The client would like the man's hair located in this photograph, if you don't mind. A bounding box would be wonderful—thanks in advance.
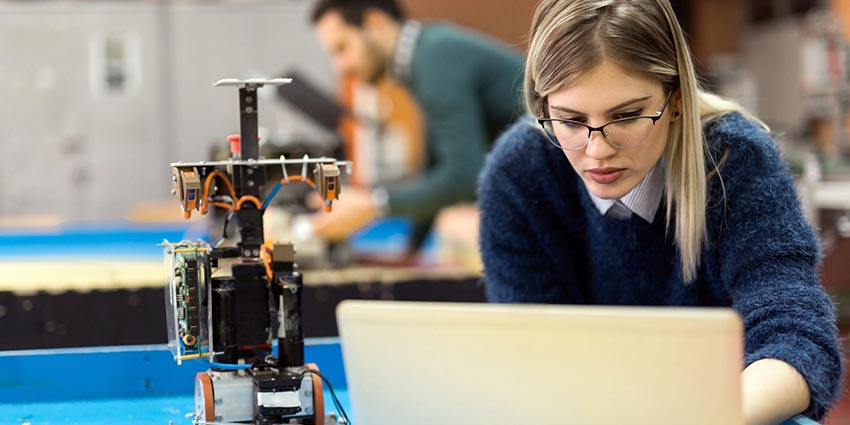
[310,0,405,26]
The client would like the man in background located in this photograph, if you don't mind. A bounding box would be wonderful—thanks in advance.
[310,0,524,254]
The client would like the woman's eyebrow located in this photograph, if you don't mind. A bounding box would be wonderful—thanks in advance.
[549,95,653,115]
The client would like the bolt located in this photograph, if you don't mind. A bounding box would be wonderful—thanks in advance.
[305,408,312,414]
[172,175,177,182]
[247,180,255,187]
[214,398,223,405]
[243,249,251,257]
[252,249,259,257]
[170,189,176,196]
[246,96,253,102]
[246,106,254,113]
[247,168,254,175]
[305,390,312,397]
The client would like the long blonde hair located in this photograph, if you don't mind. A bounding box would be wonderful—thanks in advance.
[525,0,758,282]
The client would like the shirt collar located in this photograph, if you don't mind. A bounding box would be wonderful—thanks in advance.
[391,20,423,84]
[587,160,665,223]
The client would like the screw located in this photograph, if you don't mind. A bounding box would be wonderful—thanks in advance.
[172,175,177,182]
[247,168,254,175]
[243,249,251,257]
[246,106,254,113]
[246,96,253,102]
[214,398,223,405]
[247,180,255,187]
[305,390,312,397]
[252,249,259,257]
[305,408,312,414]
[170,189,176,196]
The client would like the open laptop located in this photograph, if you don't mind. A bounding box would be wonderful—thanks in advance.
[336,300,744,425]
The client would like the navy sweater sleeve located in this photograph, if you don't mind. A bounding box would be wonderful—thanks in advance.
[478,120,576,303]
[707,115,843,420]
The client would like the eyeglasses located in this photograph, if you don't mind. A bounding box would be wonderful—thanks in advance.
[537,90,675,151]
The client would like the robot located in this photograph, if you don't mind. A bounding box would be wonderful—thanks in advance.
[162,78,351,425]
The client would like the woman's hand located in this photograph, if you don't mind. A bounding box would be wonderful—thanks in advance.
[742,358,811,425]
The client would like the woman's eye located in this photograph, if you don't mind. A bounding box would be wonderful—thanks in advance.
[613,110,642,120]
[557,120,584,129]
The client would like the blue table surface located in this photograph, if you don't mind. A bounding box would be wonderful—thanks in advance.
[0,218,425,259]
[0,340,818,425]
[0,339,350,425]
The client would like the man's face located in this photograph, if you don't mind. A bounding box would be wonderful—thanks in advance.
[315,10,387,84]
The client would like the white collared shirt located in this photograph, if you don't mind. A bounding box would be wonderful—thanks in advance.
[587,161,665,223]
[391,20,423,83]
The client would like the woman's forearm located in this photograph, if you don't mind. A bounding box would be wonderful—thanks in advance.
[742,358,811,425]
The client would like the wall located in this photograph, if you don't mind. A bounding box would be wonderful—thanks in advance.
[0,0,334,222]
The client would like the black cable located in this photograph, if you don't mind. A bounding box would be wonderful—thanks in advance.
[212,210,234,248]
[302,369,351,425]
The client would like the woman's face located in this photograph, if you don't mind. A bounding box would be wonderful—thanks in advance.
[546,59,677,199]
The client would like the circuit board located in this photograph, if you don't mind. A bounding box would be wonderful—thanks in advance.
[163,241,210,364]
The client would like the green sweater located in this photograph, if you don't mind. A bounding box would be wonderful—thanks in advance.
[387,24,525,224]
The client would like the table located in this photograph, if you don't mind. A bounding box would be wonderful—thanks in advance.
[0,339,819,425]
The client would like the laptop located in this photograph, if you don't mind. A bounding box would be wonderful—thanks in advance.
[336,300,743,425]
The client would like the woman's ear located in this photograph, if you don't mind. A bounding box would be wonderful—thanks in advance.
[670,91,683,122]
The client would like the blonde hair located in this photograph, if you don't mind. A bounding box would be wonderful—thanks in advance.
[525,0,759,282]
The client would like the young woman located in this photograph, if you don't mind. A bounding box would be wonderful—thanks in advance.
[478,1,843,424]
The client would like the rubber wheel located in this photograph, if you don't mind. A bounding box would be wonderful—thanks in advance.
[195,371,215,423]
[306,363,324,425]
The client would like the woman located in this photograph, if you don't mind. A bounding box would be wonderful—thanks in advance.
[478,0,843,424]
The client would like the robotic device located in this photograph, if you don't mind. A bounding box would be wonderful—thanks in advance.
[163,78,352,425]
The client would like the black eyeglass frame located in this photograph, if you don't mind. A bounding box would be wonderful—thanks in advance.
[537,90,676,151]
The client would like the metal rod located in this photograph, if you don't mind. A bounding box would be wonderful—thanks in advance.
[171,158,352,169]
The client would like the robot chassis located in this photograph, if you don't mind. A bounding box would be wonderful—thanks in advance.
[163,78,350,425]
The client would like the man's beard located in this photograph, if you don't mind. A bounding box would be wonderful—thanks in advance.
[363,37,389,84]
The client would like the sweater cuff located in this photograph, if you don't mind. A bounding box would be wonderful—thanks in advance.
[745,339,841,420]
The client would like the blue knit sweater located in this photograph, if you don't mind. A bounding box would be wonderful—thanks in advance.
[478,113,843,420]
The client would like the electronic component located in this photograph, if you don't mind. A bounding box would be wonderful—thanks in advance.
[172,167,203,219]
[315,162,341,212]
[164,241,210,364]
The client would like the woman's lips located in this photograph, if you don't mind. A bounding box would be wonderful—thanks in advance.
[588,168,626,184]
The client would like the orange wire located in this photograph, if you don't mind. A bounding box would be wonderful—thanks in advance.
[281,176,332,211]
[201,171,237,214]
[260,245,274,282]
[236,195,262,210]
[284,175,316,187]
[197,170,328,215]
[209,201,235,211]
[199,171,264,213]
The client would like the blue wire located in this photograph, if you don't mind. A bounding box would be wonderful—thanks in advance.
[208,361,252,370]
[262,181,283,211]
